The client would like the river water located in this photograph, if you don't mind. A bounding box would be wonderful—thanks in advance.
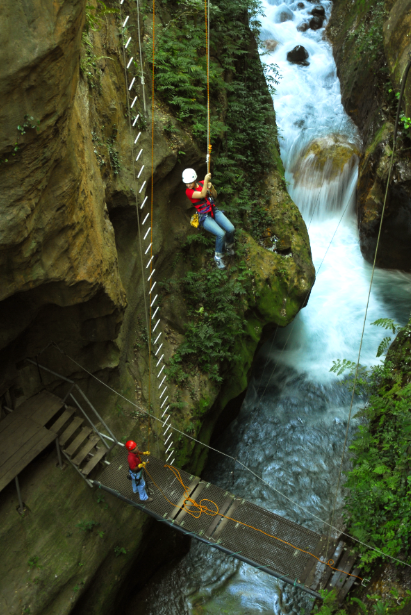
[135,1,411,613]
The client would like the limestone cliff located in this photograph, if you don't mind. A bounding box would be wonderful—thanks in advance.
[327,0,411,271]
[0,1,315,614]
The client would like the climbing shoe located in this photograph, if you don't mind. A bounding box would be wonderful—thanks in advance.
[225,242,235,256]
[214,253,225,269]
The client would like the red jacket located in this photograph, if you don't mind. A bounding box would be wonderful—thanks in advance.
[128,452,142,471]
[185,181,214,215]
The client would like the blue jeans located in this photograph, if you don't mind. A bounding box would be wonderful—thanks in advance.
[201,209,235,254]
[129,469,149,500]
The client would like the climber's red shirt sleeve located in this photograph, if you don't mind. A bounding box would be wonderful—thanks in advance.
[128,452,141,471]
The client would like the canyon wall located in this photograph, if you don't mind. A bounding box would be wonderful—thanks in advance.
[327,0,411,271]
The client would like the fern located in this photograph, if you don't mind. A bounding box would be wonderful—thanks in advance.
[371,318,401,334]
[376,335,392,357]
[330,359,357,376]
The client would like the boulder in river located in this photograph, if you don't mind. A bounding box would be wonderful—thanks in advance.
[309,15,324,29]
[287,45,310,66]
[310,4,325,16]
[274,3,294,23]
[297,21,310,32]
[263,39,279,52]
[297,2,305,7]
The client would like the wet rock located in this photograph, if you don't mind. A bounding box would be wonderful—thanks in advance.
[263,39,279,52]
[297,2,305,7]
[274,3,294,22]
[291,135,360,185]
[287,45,310,66]
[309,15,324,29]
[311,4,325,16]
[297,21,310,31]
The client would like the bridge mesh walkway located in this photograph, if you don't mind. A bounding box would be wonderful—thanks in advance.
[96,448,323,597]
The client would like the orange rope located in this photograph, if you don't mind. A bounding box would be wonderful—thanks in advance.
[144,464,363,583]
[204,0,211,173]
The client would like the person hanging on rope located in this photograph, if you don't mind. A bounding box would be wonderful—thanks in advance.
[183,168,235,270]
[125,440,153,503]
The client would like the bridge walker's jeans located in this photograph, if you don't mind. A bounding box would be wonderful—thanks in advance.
[129,469,149,500]
[201,209,235,254]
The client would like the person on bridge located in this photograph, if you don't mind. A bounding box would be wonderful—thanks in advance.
[125,441,153,503]
[183,168,235,270]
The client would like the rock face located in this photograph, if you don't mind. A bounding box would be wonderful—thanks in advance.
[263,38,279,52]
[311,4,325,16]
[287,45,310,65]
[309,15,324,29]
[274,3,294,22]
[327,0,411,271]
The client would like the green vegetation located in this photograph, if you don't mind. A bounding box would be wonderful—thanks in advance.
[164,247,253,383]
[150,0,280,234]
[114,546,127,557]
[347,0,386,62]
[76,519,99,532]
[27,556,41,570]
[310,588,411,615]
[331,318,411,568]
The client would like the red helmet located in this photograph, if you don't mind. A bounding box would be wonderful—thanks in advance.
[125,440,137,451]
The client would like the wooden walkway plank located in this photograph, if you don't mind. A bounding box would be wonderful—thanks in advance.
[315,540,345,590]
[0,419,43,468]
[59,417,84,447]
[205,494,235,539]
[65,426,92,457]
[18,391,64,426]
[211,498,242,541]
[0,429,56,491]
[328,550,357,592]
[72,435,100,466]
[168,478,200,520]
[49,407,76,435]
[337,566,361,602]
[81,447,107,476]
[175,482,208,524]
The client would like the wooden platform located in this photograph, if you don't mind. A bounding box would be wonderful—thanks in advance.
[0,391,64,492]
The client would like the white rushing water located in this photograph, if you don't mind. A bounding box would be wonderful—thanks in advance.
[133,1,411,613]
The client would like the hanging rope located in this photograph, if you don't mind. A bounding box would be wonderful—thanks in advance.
[205,0,211,172]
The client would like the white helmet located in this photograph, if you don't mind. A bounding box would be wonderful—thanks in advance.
[182,168,197,183]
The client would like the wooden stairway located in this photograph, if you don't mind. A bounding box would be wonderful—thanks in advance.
[48,406,110,477]
[299,534,361,604]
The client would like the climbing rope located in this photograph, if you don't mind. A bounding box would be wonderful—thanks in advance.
[144,463,363,582]
[205,0,211,172]
[326,55,411,565]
